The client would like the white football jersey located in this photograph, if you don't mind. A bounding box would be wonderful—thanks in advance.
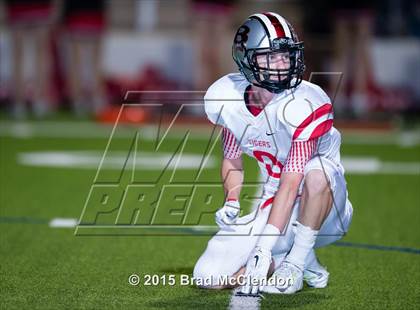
[204,73,342,193]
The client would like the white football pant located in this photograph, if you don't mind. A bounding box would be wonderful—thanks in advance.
[193,156,353,286]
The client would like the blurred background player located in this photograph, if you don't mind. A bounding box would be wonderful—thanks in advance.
[329,1,376,118]
[63,0,107,116]
[191,0,236,91]
[4,0,55,118]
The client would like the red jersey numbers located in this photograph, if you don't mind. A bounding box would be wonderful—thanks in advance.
[253,150,283,178]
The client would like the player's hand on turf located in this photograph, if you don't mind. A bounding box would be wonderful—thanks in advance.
[215,199,240,230]
[241,246,272,295]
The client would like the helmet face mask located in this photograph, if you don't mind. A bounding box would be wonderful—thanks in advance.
[247,44,304,93]
[232,13,305,93]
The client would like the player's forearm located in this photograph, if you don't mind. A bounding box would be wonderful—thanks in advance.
[267,174,303,232]
[221,157,243,200]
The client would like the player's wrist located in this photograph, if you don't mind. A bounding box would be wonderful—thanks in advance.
[256,224,281,252]
[254,246,272,264]
[225,198,240,209]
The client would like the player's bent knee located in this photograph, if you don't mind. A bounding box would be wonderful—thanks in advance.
[193,259,225,289]
[304,170,329,197]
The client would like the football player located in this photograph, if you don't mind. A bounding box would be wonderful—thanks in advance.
[193,12,353,295]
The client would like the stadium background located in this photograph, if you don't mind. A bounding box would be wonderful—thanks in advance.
[0,0,419,309]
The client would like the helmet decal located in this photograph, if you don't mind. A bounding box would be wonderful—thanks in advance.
[234,25,250,46]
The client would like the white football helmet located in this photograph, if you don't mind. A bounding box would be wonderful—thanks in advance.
[232,12,305,93]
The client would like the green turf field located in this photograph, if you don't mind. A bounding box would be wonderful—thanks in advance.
[1,120,419,309]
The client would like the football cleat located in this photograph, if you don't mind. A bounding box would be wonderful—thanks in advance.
[262,261,303,294]
[303,264,329,288]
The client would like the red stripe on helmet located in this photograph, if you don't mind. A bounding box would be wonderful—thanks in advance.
[263,12,286,38]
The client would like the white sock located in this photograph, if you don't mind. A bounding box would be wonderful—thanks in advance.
[305,249,323,270]
[272,253,287,269]
[256,224,281,251]
[286,221,318,270]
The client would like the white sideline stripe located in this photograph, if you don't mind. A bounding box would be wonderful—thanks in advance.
[17,151,215,170]
[49,218,78,228]
[341,158,420,175]
[0,121,209,140]
[0,121,419,146]
[17,151,419,174]
[342,132,420,147]
[229,288,261,310]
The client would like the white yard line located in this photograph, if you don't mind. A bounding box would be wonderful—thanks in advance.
[0,121,210,140]
[342,131,420,147]
[229,288,261,310]
[17,151,419,175]
[49,218,78,228]
[17,151,215,170]
[1,121,419,146]
[341,158,420,175]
